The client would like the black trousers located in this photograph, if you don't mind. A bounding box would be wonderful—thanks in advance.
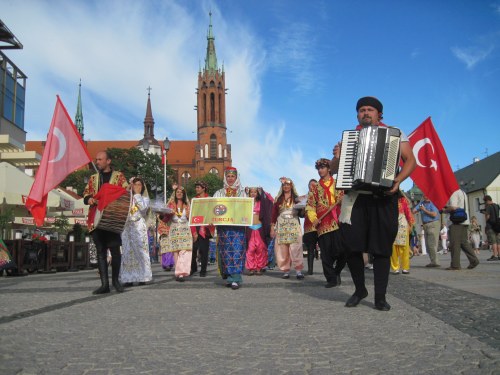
[340,193,398,301]
[92,229,121,261]
[318,230,346,283]
[191,235,210,274]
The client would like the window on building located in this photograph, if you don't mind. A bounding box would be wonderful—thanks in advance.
[203,94,207,124]
[200,147,204,158]
[218,144,222,158]
[210,93,215,123]
[181,172,191,187]
[204,144,209,158]
[224,147,227,158]
[209,167,219,175]
[210,134,216,159]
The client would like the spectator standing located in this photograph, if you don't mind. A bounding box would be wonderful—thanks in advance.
[444,189,479,270]
[469,216,481,255]
[413,196,440,268]
[484,195,500,261]
[439,223,448,254]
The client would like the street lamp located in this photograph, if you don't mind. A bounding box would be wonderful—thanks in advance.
[163,136,170,204]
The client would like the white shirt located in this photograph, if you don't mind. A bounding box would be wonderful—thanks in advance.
[447,189,470,225]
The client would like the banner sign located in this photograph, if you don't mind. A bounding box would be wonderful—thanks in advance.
[72,208,84,215]
[189,197,254,226]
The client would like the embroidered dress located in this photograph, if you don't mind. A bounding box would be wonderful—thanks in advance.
[163,206,193,277]
[272,198,303,272]
[120,193,153,283]
[213,173,247,284]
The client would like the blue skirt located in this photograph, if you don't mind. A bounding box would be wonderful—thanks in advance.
[217,226,246,282]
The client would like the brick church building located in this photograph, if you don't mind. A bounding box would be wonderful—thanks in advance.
[26,14,232,187]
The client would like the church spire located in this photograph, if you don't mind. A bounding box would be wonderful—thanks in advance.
[143,86,155,140]
[204,11,218,72]
[74,79,84,140]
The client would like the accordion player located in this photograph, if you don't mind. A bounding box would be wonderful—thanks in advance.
[335,125,401,191]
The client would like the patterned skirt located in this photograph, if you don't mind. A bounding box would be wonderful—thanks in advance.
[217,226,246,276]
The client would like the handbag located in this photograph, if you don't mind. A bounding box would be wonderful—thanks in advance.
[450,208,467,224]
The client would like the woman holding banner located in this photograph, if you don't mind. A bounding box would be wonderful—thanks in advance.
[159,185,193,282]
[213,167,247,290]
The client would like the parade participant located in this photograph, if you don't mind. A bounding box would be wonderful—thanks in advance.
[390,192,415,275]
[213,167,247,290]
[331,96,416,311]
[158,219,174,271]
[302,179,318,275]
[159,185,193,282]
[84,151,128,294]
[120,177,153,286]
[190,180,213,277]
[306,159,346,287]
[270,177,304,280]
[244,187,273,275]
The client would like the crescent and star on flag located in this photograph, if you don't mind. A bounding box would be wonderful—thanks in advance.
[412,138,438,171]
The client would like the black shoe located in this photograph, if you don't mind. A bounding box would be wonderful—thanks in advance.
[200,272,207,277]
[92,285,110,295]
[345,290,368,307]
[123,282,133,288]
[176,276,185,282]
[138,282,146,286]
[467,261,479,269]
[374,300,391,311]
[325,281,337,288]
[112,279,124,293]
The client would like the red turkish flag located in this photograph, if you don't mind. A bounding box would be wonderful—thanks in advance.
[25,96,92,226]
[191,216,204,224]
[408,117,458,210]
[161,144,166,165]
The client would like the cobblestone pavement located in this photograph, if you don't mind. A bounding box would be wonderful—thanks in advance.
[1,251,499,374]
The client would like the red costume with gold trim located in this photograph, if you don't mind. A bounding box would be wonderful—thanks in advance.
[305,176,341,236]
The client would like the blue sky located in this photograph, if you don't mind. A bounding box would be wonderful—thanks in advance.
[2,0,499,196]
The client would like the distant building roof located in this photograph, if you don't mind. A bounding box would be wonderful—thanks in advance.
[0,19,23,49]
[25,140,197,167]
[454,151,500,193]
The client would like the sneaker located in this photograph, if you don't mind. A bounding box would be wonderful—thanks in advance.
[392,270,400,275]
[402,270,410,274]
[487,256,499,261]
[296,271,304,280]
[365,264,374,270]
[231,282,239,290]
[282,273,290,279]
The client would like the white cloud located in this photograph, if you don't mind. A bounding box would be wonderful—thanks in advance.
[451,45,494,69]
[1,0,315,194]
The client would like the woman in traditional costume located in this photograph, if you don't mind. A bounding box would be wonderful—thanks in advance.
[159,185,193,282]
[120,177,153,285]
[244,187,273,275]
[270,177,304,279]
[213,167,247,289]
[390,192,415,275]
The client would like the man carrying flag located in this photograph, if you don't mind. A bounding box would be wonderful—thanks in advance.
[25,96,91,226]
[83,151,128,294]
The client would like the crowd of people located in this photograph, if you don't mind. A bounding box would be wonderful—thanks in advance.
[83,96,500,312]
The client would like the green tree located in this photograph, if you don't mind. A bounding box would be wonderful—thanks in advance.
[60,169,93,196]
[0,207,14,239]
[54,215,70,237]
[185,173,223,197]
[60,147,175,200]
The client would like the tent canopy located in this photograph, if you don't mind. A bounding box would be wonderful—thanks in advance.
[0,162,60,207]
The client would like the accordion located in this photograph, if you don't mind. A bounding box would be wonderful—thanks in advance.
[335,126,401,190]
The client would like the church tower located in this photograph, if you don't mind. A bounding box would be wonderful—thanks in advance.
[74,80,84,140]
[195,12,232,177]
[137,88,161,156]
